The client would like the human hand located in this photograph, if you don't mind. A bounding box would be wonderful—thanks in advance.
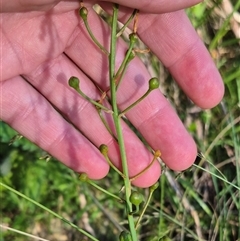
[0,0,224,187]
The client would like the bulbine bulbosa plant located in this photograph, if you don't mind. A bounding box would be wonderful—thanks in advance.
[68,3,162,241]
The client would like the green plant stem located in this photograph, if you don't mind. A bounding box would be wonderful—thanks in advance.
[159,173,165,237]
[116,9,138,38]
[119,89,151,117]
[97,108,117,139]
[82,18,109,55]
[0,224,49,241]
[109,4,137,241]
[87,179,123,203]
[69,77,112,113]
[193,164,240,191]
[115,43,135,91]
[0,182,100,241]
[129,150,160,182]
[100,148,125,178]
[196,116,240,175]
[135,190,154,230]
[79,89,111,112]
[209,0,240,50]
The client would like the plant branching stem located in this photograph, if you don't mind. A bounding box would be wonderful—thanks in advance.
[97,108,117,139]
[116,9,138,38]
[119,89,151,117]
[83,18,109,55]
[115,43,135,91]
[130,150,160,182]
[74,82,112,113]
[109,4,137,241]
[87,179,123,202]
[100,148,125,178]
[135,190,154,230]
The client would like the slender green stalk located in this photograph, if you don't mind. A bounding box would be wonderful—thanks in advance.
[79,6,109,55]
[119,77,159,116]
[135,181,159,229]
[209,0,240,50]
[109,4,137,241]
[116,9,138,38]
[0,224,49,241]
[119,89,151,116]
[68,76,112,113]
[196,116,240,176]
[87,179,124,203]
[130,150,160,182]
[135,191,153,230]
[193,164,240,191]
[0,182,100,241]
[97,108,117,139]
[83,19,109,55]
[159,174,165,238]
[115,41,135,91]
[99,144,125,177]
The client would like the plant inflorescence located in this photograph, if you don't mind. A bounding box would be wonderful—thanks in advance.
[68,3,161,240]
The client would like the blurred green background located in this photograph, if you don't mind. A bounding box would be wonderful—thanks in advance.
[1,1,240,240]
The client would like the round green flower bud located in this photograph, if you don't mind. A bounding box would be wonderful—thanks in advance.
[148,77,159,91]
[68,76,80,90]
[79,7,88,21]
[130,191,144,206]
[99,144,108,156]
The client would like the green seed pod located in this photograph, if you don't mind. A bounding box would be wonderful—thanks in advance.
[149,181,159,192]
[130,191,144,206]
[129,33,138,45]
[68,76,80,90]
[79,173,88,182]
[148,77,160,91]
[119,231,132,241]
[79,7,88,21]
[99,144,108,156]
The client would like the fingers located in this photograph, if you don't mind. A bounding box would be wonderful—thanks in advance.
[103,6,224,109]
[0,76,109,179]
[24,54,161,187]
[65,6,198,170]
[135,10,224,108]
[101,0,202,13]
[1,0,201,14]
[99,5,224,108]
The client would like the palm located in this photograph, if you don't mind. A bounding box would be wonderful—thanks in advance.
[1,1,224,187]
[2,4,79,80]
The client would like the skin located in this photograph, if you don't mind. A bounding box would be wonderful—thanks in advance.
[0,0,224,187]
